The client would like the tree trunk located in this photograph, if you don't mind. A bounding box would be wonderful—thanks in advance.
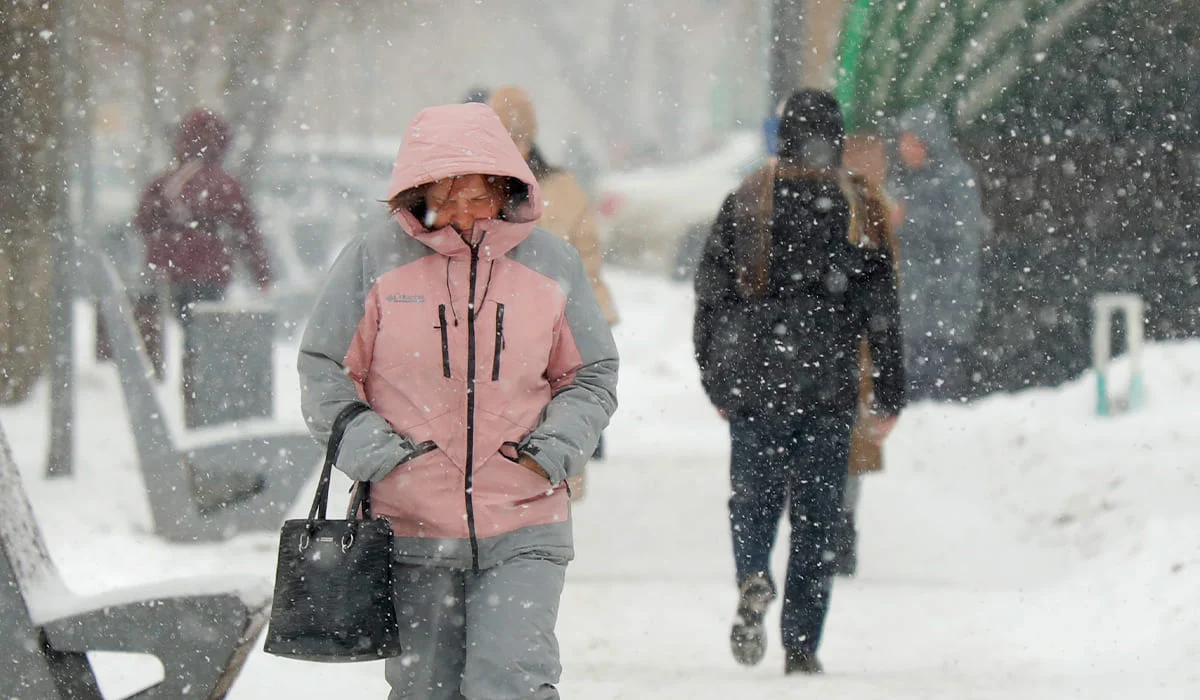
[130,0,167,179]
[224,2,325,194]
[0,0,67,404]
[803,0,847,90]
[526,0,639,151]
[770,0,806,108]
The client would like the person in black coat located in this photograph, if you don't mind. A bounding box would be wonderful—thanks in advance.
[692,89,905,675]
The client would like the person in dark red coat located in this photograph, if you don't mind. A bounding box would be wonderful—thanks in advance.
[133,108,273,325]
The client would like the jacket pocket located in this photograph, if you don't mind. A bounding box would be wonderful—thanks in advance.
[401,439,439,466]
[498,440,522,464]
[438,304,451,378]
[492,303,505,381]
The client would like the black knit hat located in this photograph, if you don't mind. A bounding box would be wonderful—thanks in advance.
[777,89,845,167]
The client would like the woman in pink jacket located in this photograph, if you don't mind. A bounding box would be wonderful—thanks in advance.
[298,103,619,699]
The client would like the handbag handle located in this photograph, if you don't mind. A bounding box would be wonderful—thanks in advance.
[307,401,372,522]
[347,481,374,521]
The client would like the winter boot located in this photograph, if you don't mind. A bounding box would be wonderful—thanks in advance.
[784,649,824,675]
[730,572,775,666]
[831,516,858,577]
[832,530,857,577]
[835,545,857,576]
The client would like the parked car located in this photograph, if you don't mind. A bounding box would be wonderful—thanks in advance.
[594,130,764,279]
[249,139,393,337]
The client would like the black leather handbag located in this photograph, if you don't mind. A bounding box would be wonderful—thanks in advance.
[263,402,402,662]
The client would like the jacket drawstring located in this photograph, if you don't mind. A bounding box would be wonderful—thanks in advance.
[444,259,460,326]
[476,260,496,317]
[444,233,499,325]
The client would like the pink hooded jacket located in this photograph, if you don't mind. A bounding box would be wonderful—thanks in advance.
[298,104,619,570]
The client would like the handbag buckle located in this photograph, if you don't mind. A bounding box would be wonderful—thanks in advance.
[298,531,311,552]
[341,531,355,552]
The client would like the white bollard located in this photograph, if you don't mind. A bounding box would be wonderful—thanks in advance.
[1091,293,1145,416]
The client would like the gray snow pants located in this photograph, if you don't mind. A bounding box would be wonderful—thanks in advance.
[385,553,567,699]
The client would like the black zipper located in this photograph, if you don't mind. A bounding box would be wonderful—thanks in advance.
[492,303,505,381]
[464,245,481,571]
[438,304,451,378]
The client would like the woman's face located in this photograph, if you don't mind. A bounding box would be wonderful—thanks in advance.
[424,175,505,235]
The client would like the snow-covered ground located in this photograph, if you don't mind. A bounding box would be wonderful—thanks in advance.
[3,268,1198,699]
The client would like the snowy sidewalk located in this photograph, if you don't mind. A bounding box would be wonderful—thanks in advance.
[3,270,1198,698]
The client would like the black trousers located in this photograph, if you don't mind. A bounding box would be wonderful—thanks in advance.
[728,414,852,655]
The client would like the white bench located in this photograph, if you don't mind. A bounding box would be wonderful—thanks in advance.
[0,420,270,699]
[84,244,320,541]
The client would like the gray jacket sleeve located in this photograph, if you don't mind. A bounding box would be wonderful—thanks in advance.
[296,236,427,483]
[519,246,620,484]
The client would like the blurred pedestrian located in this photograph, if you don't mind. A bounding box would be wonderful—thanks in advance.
[131,108,272,395]
[886,105,987,401]
[488,85,619,498]
[133,108,273,326]
[693,89,906,675]
[835,166,902,578]
[487,86,618,326]
[297,102,618,699]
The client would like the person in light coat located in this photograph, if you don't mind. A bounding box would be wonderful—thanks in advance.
[886,105,987,401]
[489,85,620,497]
